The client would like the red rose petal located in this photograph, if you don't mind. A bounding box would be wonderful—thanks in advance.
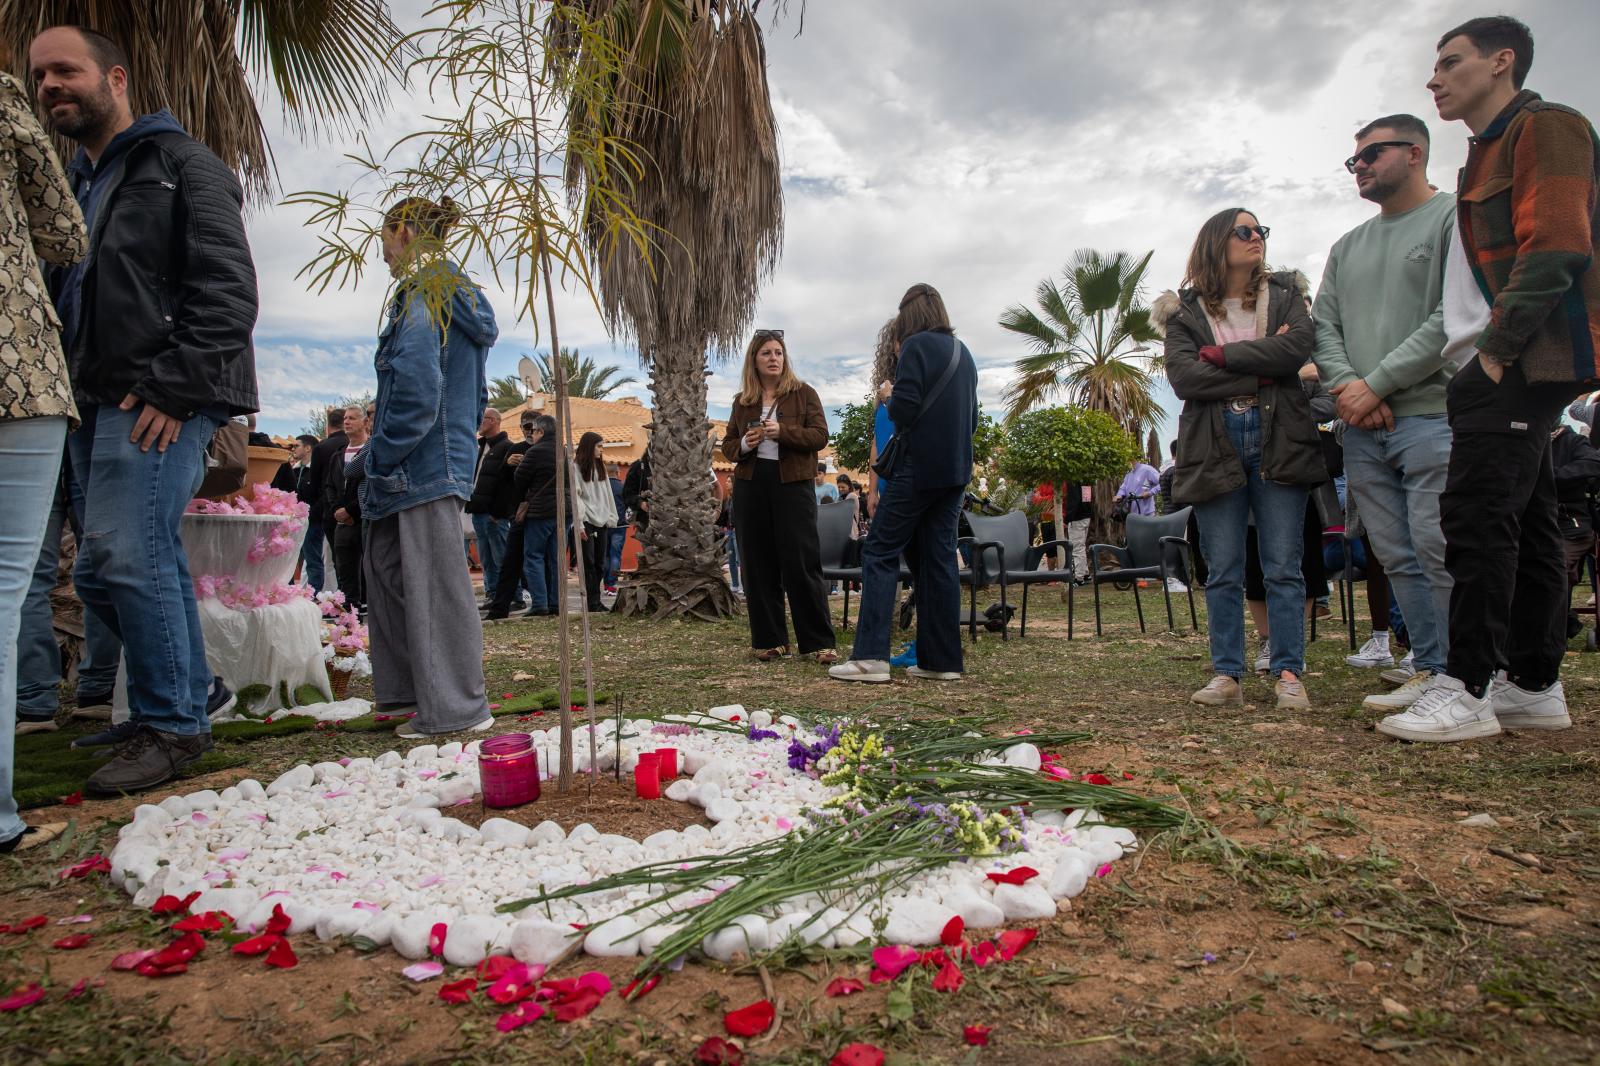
[825,977,865,997]
[428,922,448,957]
[150,892,201,916]
[112,949,157,970]
[970,940,997,968]
[984,866,1039,886]
[693,1037,745,1065]
[940,915,965,947]
[231,933,280,956]
[264,904,292,936]
[62,791,83,806]
[830,1044,885,1066]
[495,1000,545,1032]
[172,911,227,933]
[964,1024,992,1046]
[264,938,298,969]
[724,998,775,1037]
[1083,772,1112,786]
[59,854,112,879]
[6,914,48,934]
[439,978,477,1004]
[997,928,1037,961]
[621,974,660,1001]
[136,959,188,977]
[52,933,93,950]
[931,957,965,993]
[147,931,205,968]
[64,977,91,1000]
[477,955,519,982]
[551,985,604,1022]
[0,983,45,1011]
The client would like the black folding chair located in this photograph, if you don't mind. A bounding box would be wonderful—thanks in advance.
[956,511,1075,641]
[1079,507,1198,639]
[816,500,910,629]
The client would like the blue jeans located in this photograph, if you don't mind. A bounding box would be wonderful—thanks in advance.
[68,404,217,737]
[851,462,964,673]
[522,517,560,610]
[605,527,626,586]
[301,520,325,590]
[1,416,68,845]
[18,467,121,715]
[722,527,741,590]
[471,513,510,596]
[1193,407,1309,678]
[1341,416,1452,675]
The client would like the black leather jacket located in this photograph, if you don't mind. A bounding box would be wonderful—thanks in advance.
[51,124,259,419]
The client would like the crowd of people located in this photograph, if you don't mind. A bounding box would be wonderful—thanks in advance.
[0,15,1596,858]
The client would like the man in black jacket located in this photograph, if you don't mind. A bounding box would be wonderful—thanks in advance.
[32,26,259,796]
[271,434,318,498]
[512,413,561,614]
[305,409,347,591]
[1552,425,1600,637]
[466,408,514,601]
[483,412,537,618]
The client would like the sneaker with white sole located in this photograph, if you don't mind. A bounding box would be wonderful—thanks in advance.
[1376,675,1500,743]
[1380,651,1416,686]
[1362,670,1436,710]
[906,665,961,681]
[1345,634,1394,668]
[1190,675,1243,707]
[1491,679,1571,731]
[1165,578,1189,593]
[1253,640,1271,673]
[828,659,890,684]
[395,716,495,741]
[1275,675,1311,711]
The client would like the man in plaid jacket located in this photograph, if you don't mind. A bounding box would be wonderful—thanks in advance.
[1376,15,1598,744]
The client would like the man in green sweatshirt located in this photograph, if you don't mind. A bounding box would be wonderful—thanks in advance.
[1313,113,1457,712]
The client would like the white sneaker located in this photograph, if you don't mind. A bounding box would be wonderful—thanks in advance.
[1345,634,1394,668]
[1165,578,1189,593]
[828,659,891,684]
[1491,679,1571,730]
[1379,651,1416,686]
[1253,640,1271,673]
[1362,670,1435,710]
[906,666,961,682]
[1376,675,1501,743]
[396,716,495,741]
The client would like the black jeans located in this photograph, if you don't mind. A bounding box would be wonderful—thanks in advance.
[488,519,528,614]
[732,459,835,654]
[1442,358,1583,693]
[580,523,608,608]
[334,523,364,607]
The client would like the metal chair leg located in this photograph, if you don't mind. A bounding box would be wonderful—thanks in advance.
[999,578,1009,641]
[1020,581,1029,639]
[1093,575,1103,637]
[1132,579,1146,633]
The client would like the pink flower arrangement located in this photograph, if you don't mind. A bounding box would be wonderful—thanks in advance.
[194,577,313,611]
[318,591,370,676]
[187,484,308,563]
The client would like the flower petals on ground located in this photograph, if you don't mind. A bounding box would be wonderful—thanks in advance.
[830,1044,885,1066]
[984,866,1039,885]
[931,956,965,993]
[52,933,93,950]
[964,1024,992,1045]
[724,998,775,1037]
[495,1000,545,1032]
[0,983,46,1010]
[825,977,865,997]
[870,944,920,979]
[264,938,298,968]
[997,928,1037,961]
[402,961,444,981]
[940,915,965,946]
[59,854,111,879]
[693,1037,745,1065]
[438,978,477,1004]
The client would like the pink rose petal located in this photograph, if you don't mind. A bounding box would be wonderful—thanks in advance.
[870,944,921,979]
[353,901,382,914]
[402,961,444,981]
[417,874,444,888]
[1095,862,1113,878]
[55,915,94,925]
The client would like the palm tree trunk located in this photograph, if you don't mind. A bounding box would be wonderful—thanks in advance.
[616,334,738,620]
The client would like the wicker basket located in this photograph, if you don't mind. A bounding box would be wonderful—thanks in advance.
[326,666,353,701]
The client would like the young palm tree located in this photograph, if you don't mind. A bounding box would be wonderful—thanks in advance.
[1000,249,1163,433]
[1,0,404,205]
[562,0,785,620]
[533,348,638,401]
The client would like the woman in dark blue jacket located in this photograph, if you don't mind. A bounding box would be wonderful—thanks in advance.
[831,284,977,683]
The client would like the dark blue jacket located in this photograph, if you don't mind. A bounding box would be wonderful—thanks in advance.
[886,329,978,490]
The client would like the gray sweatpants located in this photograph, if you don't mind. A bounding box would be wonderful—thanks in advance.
[364,496,489,732]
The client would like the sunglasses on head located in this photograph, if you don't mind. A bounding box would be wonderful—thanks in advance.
[1230,224,1270,242]
[1344,140,1414,173]
[753,328,784,341]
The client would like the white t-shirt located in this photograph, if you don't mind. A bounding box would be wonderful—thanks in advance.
[1441,213,1491,368]
[739,401,781,460]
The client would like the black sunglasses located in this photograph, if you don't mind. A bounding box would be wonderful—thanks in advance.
[753,328,785,341]
[1230,224,1270,242]
[1344,141,1415,173]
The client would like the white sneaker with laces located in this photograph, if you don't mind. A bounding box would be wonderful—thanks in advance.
[828,659,890,684]
[1345,634,1394,668]
[906,666,961,682]
[1380,651,1416,686]
[1376,675,1501,743]
[1362,670,1435,710]
[1165,578,1189,593]
[1491,679,1571,730]
[1253,640,1271,673]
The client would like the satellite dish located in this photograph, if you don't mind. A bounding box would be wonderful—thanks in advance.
[517,355,541,396]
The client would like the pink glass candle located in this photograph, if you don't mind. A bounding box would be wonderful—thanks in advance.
[655,747,678,780]
[634,753,661,799]
[479,733,540,808]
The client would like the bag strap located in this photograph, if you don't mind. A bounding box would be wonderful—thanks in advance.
[898,335,962,433]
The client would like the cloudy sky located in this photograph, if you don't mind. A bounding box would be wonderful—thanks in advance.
[247,0,1600,438]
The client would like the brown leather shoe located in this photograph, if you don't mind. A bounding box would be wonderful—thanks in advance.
[85,726,213,797]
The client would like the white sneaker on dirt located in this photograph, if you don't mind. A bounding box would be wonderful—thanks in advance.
[1165,578,1189,593]
[1362,670,1436,710]
[1253,640,1271,673]
[1345,634,1394,668]
[1380,652,1416,686]
[1191,675,1243,707]
[1275,675,1311,711]
[1491,679,1571,731]
[828,659,890,684]
[906,666,961,682]
[1376,675,1500,743]
[396,716,494,741]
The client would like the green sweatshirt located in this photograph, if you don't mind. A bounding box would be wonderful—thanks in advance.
[1312,191,1456,416]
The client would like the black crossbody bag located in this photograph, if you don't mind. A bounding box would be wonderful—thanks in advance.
[871,335,960,479]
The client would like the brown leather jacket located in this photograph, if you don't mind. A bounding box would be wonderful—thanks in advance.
[720,383,829,483]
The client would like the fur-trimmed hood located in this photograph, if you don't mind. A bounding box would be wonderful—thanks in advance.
[1150,269,1310,337]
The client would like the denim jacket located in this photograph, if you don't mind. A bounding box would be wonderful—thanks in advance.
[361,262,497,522]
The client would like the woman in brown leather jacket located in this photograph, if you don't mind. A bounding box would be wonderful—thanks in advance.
[719,330,837,662]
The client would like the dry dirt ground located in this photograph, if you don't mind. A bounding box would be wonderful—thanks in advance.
[3,586,1597,1065]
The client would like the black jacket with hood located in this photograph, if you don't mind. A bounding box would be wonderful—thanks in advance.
[1155,270,1325,505]
[49,111,258,420]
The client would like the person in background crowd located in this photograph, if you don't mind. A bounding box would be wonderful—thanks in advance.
[622,443,652,534]
[465,407,513,603]
[1114,457,1161,517]
[1551,423,1600,638]
[0,36,86,846]
[720,329,837,663]
[716,488,741,595]
[33,26,258,795]
[864,317,920,666]
[1379,16,1597,741]
[814,462,838,503]
[831,284,977,684]
[512,412,561,617]
[362,196,495,739]
[482,411,538,619]
[331,404,370,609]
[271,433,316,496]
[604,462,626,593]
[1157,208,1324,713]
[1570,390,1596,430]
[571,431,619,612]
[304,409,346,591]
[1313,111,1458,715]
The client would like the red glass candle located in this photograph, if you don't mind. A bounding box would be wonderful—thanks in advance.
[479,733,540,808]
[654,747,678,780]
[634,752,661,799]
